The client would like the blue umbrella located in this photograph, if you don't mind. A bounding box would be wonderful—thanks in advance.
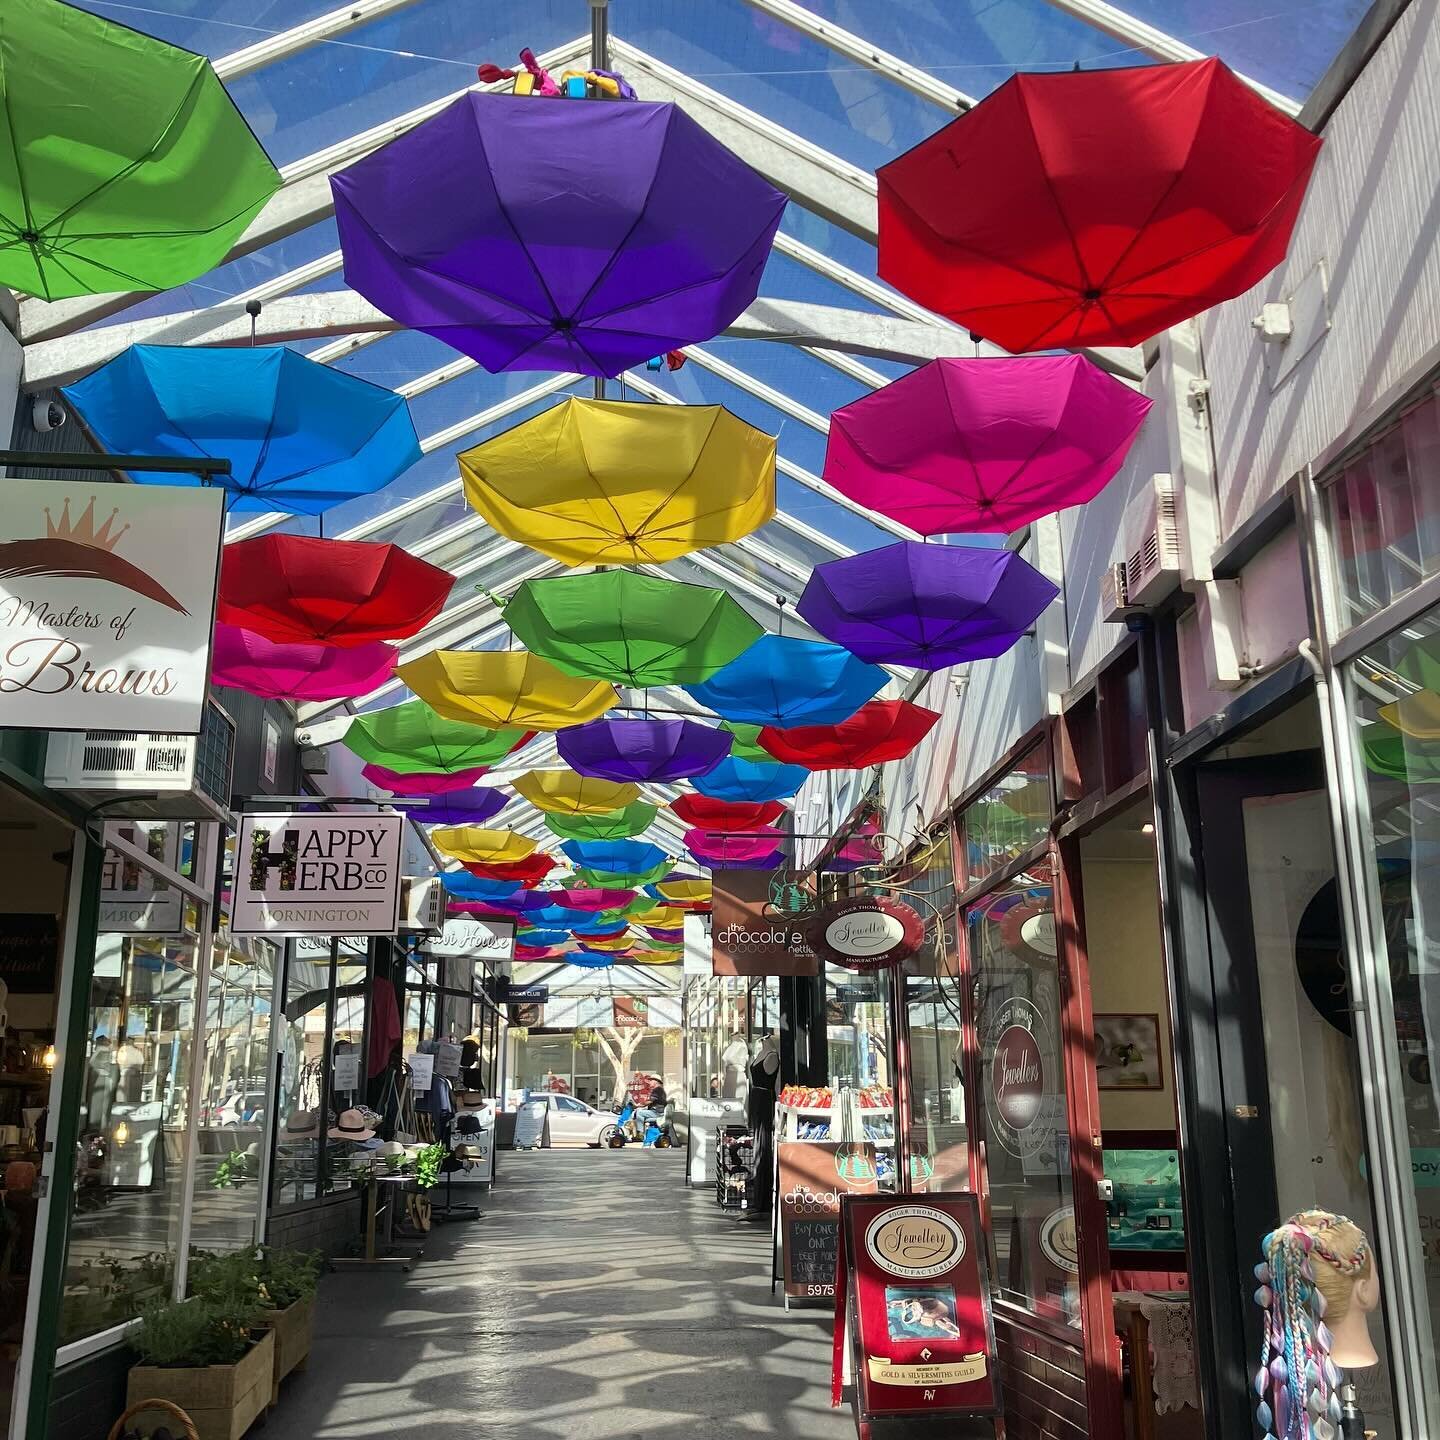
[63,345,422,515]
[684,635,886,727]
[559,839,670,876]
[524,905,600,929]
[439,872,525,902]
[515,928,571,947]
[568,953,616,968]
[693,755,808,803]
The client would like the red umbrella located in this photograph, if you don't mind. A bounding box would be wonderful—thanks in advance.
[758,700,939,771]
[218,534,453,647]
[878,58,1321,352]
[670,794,785,833]
[463,854,557,885]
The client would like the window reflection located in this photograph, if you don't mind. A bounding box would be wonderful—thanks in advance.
[962,749,1053,888]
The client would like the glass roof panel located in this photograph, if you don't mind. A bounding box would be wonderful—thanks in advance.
[73,0,342,53]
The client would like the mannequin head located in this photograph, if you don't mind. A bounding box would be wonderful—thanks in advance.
[1254,1210,1378,1440]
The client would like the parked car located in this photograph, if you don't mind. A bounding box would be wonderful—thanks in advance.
[526,1091,618,1148]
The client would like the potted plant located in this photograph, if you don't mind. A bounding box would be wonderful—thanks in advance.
[126,1294,273,1440]
[189,1246,322,1405]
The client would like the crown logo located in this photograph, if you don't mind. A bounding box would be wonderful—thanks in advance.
[44,497,130,553]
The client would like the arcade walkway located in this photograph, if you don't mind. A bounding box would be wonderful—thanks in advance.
[286,1147,851,1438]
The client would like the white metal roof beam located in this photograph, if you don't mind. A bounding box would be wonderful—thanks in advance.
[734,0,976,110]
[1035,0,1300,114]
[215,0,429,81]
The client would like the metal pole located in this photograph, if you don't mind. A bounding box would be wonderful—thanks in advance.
[590,0,609,403]
[0,449,232,478]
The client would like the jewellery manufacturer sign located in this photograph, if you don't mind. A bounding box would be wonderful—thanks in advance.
[807,896,924,971]
[0,480,223,733]
[864,1205,967,1280]
[231,812,405,936]
[985,993,1058,1162]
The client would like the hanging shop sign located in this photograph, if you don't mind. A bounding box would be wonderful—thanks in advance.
[0,479,223,733]
[712,868,817,977]
[831,1193,1001,1430]
[806,896,924,971]
[612,996,649,1029]
[0,914,59,993]
[505,984,549,1006]
[509,1001,543,1027]
[230,812,405,936]
[99,823,183,934]
[778,1141,880,1301]
[426,916,516,960]
[293,935,369,961]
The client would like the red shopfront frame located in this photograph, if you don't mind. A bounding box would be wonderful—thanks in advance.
[832,1192,1001,1433]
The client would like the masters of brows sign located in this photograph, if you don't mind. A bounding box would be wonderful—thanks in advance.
[231,813,406,936]
[0,480,224,733]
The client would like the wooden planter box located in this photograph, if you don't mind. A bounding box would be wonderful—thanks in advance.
[261,1295,314,1403]
[127,1328,273,1440]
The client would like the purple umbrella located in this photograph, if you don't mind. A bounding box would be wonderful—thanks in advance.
[797,541,1058,669]
[824,355,1151,534]
[331,94,787,378]
[390,787,507,826]
[705,849,786,871]
[557,717,732,784]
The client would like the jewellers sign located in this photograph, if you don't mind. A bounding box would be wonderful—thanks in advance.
[425,916,516,960]
[807,897,924,971]
[231,812,405,936]
[0,480,222,733]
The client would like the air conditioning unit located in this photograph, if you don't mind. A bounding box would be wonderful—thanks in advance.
[44,699,236,824]
[399,876,444,934]
[1100,562,1133,624]
[1121,473,1183,607]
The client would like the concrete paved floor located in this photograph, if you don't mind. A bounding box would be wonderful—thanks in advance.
[283,1147,854,1439]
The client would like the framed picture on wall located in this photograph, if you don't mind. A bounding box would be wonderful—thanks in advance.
[1093,1013,1163,1090]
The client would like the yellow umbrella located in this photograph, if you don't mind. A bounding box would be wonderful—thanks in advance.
[576,931,636,952]
[656,879,710,906]
[397,650,616,731]
[1379,690,1440,740]
[628,903,686,929]
[512,771,642,817]
[458,397,776,567]
[630,948,682,965]
[431,827,536,865]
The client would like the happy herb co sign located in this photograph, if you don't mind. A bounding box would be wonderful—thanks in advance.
[807,896,924,971]
[231,812,405,936]
[0,480,223,733]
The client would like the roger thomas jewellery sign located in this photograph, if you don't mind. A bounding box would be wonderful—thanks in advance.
[231,812,404,936]
[0,480,223,733]
[807,896,924,971]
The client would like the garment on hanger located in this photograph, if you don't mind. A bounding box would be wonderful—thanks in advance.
[367,978,402,1078]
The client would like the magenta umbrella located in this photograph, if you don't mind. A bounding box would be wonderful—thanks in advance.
[211,622,397,701]
[824,355,1151,533]
[362,763,489,795]
[535,887,637,913]
[685,827,788,864]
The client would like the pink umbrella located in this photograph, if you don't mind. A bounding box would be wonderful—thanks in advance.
[362,763,489,795]
[447,901,516,920]
[684,827,788,864]
[211,622,397,701]
[824,355,1151,534]
[535,888,636,912]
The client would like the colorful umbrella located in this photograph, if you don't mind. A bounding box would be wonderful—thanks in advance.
[438,872,524,902]
[516,943,572,962]
[721,722,771,762]
[459,399,776,566]
[523,905,603,930]
[389,788,507,826]
[502,571,764,686]
[543,804,659,842]
[758,700,940,771]
[446,901,515,921]
[654,878,712,906]
[465,853,558,884]
[557,717,732,785]
[685,829,788,865]
[560,839,669,877]
[877,59,1322,352]
[219,536,452,647]
[0,0,280,300]
[397,650,616,731]
[363,763,490,795]
[823,358,1151,535]
[533,889,635,914]
[332,94,786,377]
[670,794,784,833]
[708,849,786,871]
[644,927,685,944]
[797,541,1058,669]
[343,701,530,775]
[511,771,642,817]
[685,635,886,728]
[516,929,571,949]
[693,755,809,803]
[572,863,671,890]
[568,954,616,969]
[211,624,397,702]
[63,347,421,515]
[432,827,535,866]
[575,932,635,953]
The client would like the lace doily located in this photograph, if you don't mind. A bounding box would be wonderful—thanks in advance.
[1137,1295,1199,1414]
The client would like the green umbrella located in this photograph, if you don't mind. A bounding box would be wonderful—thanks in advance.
[342,700,530,775]
[1,0,281,300]
[544,804,659,842]
[502,571,763,688]
[573,863,673,890]
[722,722,771,762]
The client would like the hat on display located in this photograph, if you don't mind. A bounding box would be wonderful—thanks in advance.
[284,1110,320,1137]
[377,1140,408,1158]
[328,1108,376,1141]
[454,1113,483,1136]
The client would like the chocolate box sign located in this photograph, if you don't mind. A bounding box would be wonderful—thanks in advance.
[808,897,924,971]
[230,812,405,936]
[0,479,223,733]
[712,868,817,976]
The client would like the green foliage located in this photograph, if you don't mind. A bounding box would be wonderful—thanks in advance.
[210,1151,254,1189]
[133,1296,261,1369]
[413,1143,445,1191]
[189,1245,323,1312]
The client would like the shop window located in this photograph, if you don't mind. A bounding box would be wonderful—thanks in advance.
[904,914,967,1194]
[825,969,896,1188]
[968,861,1077,1325]
[1326,389,1440,630]
[960,747,1053,889]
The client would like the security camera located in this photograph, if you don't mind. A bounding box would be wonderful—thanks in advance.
[32,398,66,432]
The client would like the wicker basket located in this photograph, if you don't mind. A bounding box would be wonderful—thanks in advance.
[108,1398,199,1440]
